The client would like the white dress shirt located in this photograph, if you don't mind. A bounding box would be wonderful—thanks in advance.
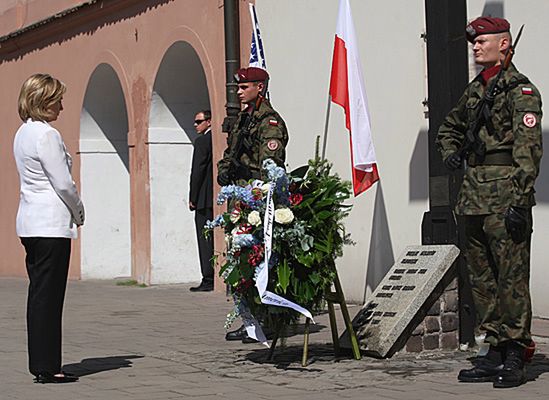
[13,119,85,239]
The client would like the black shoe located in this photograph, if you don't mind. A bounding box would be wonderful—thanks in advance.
[34,372,79,384]
[190,281,213,292]
[242,333,260,344]
[225,325,246,341]
[458,364,503,382]
[458,345,504,383]
[493,342,527,388]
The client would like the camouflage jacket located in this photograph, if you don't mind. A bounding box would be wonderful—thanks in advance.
[437,64,543,215]
[218,99,289,183]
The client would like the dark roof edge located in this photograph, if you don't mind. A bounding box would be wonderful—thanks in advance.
[0,0,98,44]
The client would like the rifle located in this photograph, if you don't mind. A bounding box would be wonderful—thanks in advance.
[455,25,524,165]
[226,78,270,182]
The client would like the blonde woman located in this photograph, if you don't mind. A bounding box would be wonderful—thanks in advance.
[13,74,84,384]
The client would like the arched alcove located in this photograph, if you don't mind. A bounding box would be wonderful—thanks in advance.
[80,63,131,279]
[148,41,210,284]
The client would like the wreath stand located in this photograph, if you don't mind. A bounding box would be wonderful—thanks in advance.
[267,269,362,366]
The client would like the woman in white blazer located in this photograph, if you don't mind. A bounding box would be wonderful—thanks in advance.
[13,74,84,384]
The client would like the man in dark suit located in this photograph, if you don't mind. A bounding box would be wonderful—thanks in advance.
[189,110,214,292]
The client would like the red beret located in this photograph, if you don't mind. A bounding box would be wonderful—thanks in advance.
[235,67,269,83]
[466,17,510,43]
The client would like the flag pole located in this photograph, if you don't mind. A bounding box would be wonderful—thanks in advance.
[321,95,332,160]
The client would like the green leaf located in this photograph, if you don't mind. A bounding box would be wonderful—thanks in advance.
[309,272,321,285]
[315,210,332,220]
[225,266,241,286]
[277,259,291,294]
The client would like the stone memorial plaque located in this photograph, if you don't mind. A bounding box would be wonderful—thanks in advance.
[345,245,459,358]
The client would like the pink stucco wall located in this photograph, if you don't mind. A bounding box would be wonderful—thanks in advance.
[0,0,252,284]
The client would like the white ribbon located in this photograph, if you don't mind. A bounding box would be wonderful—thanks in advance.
[257,182,314,320]
[241,180,314,346]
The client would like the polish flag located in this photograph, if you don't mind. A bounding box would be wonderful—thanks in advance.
[330,0,379,196]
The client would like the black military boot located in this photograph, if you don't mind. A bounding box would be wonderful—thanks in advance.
[493,341,527,388]
[458,345,504,382]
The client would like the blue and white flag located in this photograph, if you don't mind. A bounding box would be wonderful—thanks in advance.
[249,4,267,69]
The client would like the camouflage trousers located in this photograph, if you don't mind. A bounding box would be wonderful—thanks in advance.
[461,213,532,346]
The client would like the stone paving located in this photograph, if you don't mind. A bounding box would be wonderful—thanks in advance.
[1,277,549,399]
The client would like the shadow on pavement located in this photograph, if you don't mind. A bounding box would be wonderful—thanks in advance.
[62,355,144,377]
[527,353,549,383]
[243,343,353,371]
[283,322,326,337]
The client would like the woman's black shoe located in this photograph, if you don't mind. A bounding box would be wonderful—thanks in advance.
[33,372,79,384]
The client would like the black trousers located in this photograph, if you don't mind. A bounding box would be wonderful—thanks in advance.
[194,208,214,283]
[21,237,71,376]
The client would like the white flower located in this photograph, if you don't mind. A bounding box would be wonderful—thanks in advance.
[248,211,262,226]
[275,208,294,224]
[261,183,271,194]
[251,180,264,189]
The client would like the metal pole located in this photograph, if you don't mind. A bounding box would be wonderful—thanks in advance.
[223,0,241,133]
[321,95,332,160]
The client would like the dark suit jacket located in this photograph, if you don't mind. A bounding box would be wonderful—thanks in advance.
[189,130,213,210]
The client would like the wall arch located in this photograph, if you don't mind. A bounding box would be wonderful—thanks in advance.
[148,41,210,284]
[80,63,131,279]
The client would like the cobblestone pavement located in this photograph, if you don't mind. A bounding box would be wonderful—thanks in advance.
[1,278,548,400]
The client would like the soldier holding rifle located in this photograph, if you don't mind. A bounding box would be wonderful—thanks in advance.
[437,17,542,388]
[217,67,288,186]
[218,67,289,343]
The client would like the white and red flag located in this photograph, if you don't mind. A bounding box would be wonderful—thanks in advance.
[330,0,379,196]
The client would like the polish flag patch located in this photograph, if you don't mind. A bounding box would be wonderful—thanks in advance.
[523,113,537,128]
[522,87,533,95]
[269,119,279,126]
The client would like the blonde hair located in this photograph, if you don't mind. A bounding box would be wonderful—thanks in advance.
[18,73,66,122]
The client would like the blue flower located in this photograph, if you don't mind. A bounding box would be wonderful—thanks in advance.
[262,159,290,205]
[205,215,224,230]
[232,234,257,248]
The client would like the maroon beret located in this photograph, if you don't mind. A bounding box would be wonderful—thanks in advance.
[466,17,510,43]
[235,67,269,83]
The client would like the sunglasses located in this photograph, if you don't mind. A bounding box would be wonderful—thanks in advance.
[194,119,205,125]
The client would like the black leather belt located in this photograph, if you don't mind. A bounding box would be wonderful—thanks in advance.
[468,151,513,166]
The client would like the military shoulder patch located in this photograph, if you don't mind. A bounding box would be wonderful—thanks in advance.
[269,119,279,126]
[267,139,279,151]
[522,87,533,95]
[523,113,537,128]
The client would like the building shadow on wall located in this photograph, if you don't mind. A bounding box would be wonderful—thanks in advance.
[82,63,129,170]
[0,0,174,63]
[364,182,395,302]
[482,1,504,18]
[152,41,210,144]
[409,128,429,201]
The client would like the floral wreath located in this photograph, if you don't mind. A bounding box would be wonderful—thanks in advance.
[206,156,352,341]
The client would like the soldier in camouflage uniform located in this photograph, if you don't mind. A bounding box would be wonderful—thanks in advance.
[436,17,542,388]
[217,67,288,186]
[218,67,288,343]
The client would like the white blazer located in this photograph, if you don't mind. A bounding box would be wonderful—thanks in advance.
[13,119,85,239]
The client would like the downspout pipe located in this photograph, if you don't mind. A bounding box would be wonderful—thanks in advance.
[223,0,241,133]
